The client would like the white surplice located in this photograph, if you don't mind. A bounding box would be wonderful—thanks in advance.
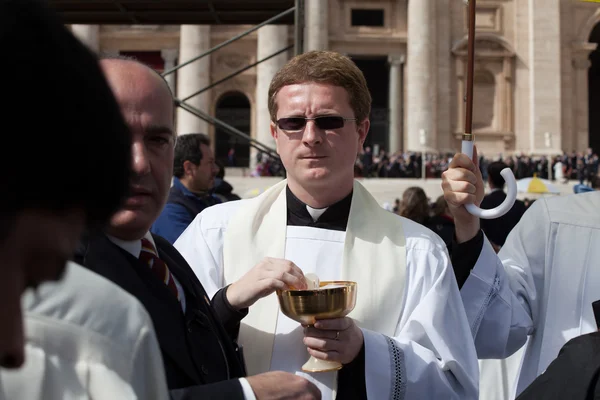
[0,262,168,400]
[174,198,479,400]
[462,191,600,398]
[478,346,524,400]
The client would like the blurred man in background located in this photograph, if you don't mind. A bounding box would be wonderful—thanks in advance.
[152,133,220,244]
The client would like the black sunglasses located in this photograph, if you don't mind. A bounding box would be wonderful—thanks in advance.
[276,116,357,131]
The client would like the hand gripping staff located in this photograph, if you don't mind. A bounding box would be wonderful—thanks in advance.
[462,0,517,219]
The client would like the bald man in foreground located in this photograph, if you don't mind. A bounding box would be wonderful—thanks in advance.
[75,57,320,399]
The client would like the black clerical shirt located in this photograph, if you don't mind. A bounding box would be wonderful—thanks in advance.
[451,230,485,289]
[286,186,367,400]
[286,186,351,231]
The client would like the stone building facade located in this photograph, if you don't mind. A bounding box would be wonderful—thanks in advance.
[71,0,600,167]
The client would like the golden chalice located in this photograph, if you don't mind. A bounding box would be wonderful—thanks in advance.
[277,281,357,372]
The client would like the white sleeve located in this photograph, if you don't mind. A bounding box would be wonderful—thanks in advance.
[173,213,226,299]
[461,200,549,358]
[238,378,257,400]
[362,245,479,400]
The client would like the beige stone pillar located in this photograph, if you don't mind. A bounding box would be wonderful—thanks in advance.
[388,55,405,154]
[176,25,211,135]
[406,0,437,152]
[71,25,99,53]
[253,25,289,169]
[513,0,531,152]
[528,0,561,153]
[304,0,328,51]
[435,0,452,153]
[161,49,178,96]
[573,47,595,151]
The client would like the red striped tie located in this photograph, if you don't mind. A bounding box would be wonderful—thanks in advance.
[139,238,181,302]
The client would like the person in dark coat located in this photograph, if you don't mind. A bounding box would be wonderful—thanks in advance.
[516,301,600,400]
[427,196,455,256]
[213,160,242,203]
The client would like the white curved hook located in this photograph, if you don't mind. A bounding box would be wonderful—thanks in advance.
[461,140,517,219]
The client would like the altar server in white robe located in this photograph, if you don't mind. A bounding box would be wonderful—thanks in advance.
[442,150,600,398]
[0,262,168,400]
[175,50,479,400]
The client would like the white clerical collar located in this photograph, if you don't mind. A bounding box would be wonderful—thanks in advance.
[106,231,155,258]
[306,205,328,222]
[285,185,352,230]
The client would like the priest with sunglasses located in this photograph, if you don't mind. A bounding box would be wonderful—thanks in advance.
[174,50,478,400]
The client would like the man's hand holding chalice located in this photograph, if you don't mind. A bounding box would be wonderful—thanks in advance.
[226,259,358,373]
[304,317,364,365]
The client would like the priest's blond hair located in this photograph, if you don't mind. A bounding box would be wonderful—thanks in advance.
[268,50,372,122]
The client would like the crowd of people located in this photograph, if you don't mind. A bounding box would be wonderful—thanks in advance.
[2,1,599,400]
[355,147,600,184]
[244,141,600,186]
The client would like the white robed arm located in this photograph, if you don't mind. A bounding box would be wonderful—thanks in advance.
[461,200,548,358]
[361,241,479,399]
[454,0,526,358]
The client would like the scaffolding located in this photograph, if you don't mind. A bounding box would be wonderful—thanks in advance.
[163,2,305,162]
[51,0,306,165]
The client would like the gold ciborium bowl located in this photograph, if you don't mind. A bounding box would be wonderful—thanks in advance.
[277,281,357,373]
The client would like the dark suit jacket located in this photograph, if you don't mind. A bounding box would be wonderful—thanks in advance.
[516,331,600,400]
[480,190,527,246]
[75,232,248,400]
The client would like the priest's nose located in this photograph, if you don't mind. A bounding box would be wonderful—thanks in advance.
[302,121,323,146]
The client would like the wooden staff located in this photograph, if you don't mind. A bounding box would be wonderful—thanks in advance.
[464,0,476,143]
[461,0,518,219]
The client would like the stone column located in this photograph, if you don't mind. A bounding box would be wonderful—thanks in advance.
[573,47,595,150]
[304,0,328,51]
[253,25,289,169]
[435,0,452,152]
[388,55,405,154]
[176,25,211,135]
[528,0,561,153]
[406,0,437,152]
[71,25,99,53]
[161,49,178,96]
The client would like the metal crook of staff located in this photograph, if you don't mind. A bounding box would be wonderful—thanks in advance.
[462,0,517,219]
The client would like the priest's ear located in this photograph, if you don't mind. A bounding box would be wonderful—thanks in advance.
[270,121,280,153]
[356,118,370,154]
